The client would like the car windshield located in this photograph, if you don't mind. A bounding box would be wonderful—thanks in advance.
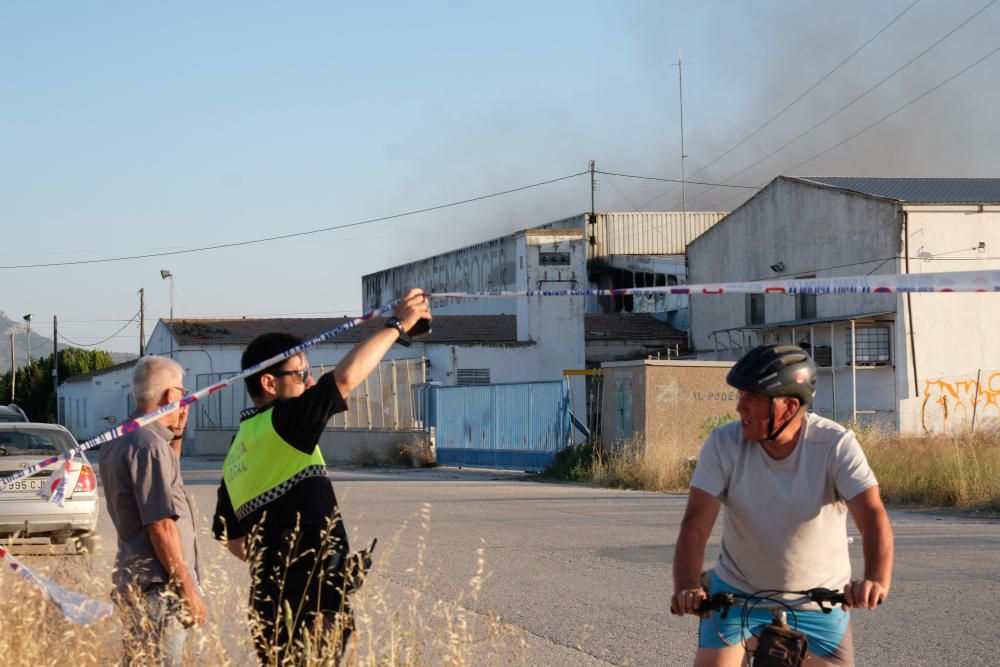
[0,428,74,456]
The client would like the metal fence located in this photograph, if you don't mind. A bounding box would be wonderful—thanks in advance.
[423,380,571,471]
[195,357,426,431]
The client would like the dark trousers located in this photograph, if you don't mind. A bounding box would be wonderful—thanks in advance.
[249,551,354,665]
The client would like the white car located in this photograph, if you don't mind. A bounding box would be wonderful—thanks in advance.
[0,404,28,422]
[0,423,99,553]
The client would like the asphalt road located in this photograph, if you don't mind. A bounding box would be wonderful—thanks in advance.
[18,463,1000,666]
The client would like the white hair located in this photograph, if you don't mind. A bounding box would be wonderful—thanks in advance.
[132,356,184,408]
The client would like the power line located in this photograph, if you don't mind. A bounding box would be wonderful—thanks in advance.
[600,175,638,210]
[781,41,1000,173]
[687,0,998,211]
[57,318,139,324]
[597,170,760,190]
[58,313,139,347]
[0,171,589,270]
[700,36,1000,213]
[635,0,922,211]
[166,309,362,318]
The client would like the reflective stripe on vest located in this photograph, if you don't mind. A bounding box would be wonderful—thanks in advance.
[223,408,327,521]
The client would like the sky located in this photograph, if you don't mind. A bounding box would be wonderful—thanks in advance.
[2,0,998,354]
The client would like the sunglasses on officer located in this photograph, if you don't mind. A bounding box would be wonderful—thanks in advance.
[269,367,312,383]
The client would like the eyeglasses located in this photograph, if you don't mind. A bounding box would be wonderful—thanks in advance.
[270,368,312,383]
[171,386,191,397]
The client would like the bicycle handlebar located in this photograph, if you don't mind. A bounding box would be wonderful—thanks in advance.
[668,588,850,617]
[695,588,847,614]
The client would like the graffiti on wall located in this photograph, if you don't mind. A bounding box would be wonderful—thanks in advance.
[921,371,1000,433]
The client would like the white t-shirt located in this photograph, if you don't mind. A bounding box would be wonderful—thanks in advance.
[690,412,877,594]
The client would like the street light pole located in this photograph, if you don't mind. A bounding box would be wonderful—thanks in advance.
[8,332,14,402]
[53,315,60,424]
[160,270,174,358]
[22,314,34,366]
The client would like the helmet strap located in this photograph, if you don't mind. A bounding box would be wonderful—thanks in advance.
[765,399,804,443]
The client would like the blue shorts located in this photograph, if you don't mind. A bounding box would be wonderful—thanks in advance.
[698,571,853,661]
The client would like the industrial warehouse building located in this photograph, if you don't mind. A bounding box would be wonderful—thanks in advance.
[688,176,1000,433]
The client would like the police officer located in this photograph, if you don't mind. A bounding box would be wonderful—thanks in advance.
[212,288,430,663]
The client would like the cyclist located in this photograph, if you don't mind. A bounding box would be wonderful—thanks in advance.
[672,344,893,666]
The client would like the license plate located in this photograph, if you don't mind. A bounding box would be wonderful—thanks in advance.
[2,478,45,492]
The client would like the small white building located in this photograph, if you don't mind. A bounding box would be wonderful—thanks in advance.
[145,311,585,456]
[58,360,136,442]
[688,177,1000,433]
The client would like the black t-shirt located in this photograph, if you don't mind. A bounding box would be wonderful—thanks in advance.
[211,372,350,559]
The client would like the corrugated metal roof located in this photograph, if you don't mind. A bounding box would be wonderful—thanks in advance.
[164,314,685,347]
[62,358,138,384]
[584,313,686,340]
[713,311,896,333]
[798,177,1000,203]
[166,316,526,347]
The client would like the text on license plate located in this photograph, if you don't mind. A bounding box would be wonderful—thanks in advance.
[2,478,45,492]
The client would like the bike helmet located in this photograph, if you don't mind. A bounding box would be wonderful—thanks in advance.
[726,344,817,407]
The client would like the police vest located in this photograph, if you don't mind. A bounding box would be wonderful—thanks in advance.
[223,408,327,521]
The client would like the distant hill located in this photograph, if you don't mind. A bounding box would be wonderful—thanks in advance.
[0,311,136,373]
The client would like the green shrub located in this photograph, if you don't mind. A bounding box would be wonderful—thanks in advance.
[699,413,736,439]
[540,442,595,481]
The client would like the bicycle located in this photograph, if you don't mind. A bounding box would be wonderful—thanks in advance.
[677,586,853,667]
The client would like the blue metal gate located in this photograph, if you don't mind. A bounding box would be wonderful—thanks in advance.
[422,381,571,471]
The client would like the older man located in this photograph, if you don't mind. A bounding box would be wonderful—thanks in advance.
[100,355,206,666]
[672,344,893,667]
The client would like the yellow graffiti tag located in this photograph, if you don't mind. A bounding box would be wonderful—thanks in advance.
[921,372,1000,433]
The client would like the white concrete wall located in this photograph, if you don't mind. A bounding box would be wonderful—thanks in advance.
[688,177,901,354]
[901,205,1000,401]
[899,368,1000,434]
[895,205,1000,433]
[59,381,91,441]
[89,366,134,433]
[58,365,133,443]
[687,178,902,428]
[145,319,575,451]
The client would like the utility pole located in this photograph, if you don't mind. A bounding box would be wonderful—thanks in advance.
[9,332,15,402]
[139,288,146,356]
[53,315,60,424]
[589,159,596,218]
[587,159,598,259]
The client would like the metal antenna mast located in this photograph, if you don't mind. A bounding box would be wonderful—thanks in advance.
[674,47,688,248]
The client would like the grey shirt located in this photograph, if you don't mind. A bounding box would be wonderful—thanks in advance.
[99,416,199,592]
[690,412,877,595]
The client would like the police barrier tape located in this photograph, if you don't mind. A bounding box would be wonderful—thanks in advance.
[0,299,403,624]
[0,545,113,625]
[429,267,1000,299]
[0,267,997,622]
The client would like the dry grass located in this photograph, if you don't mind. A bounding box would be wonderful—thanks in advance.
[856,426,1000,511]
[548,422,1000,510]
[0,571,119,665]
[0,504,520,666]
[589,434,699,493]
